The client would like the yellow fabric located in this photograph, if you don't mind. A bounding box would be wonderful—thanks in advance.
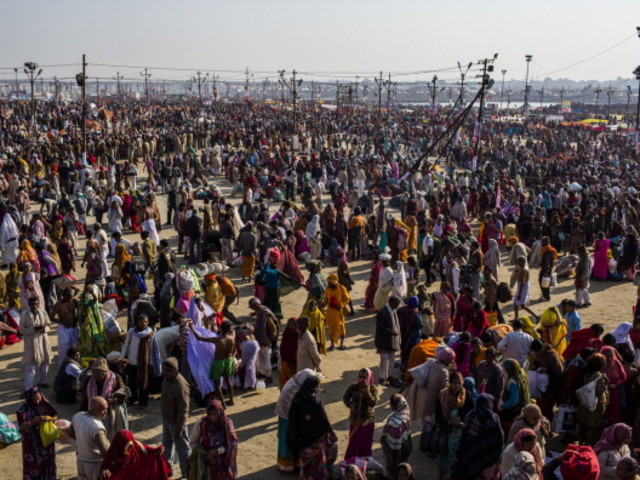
[204,279,225,312]
[301,301,327,355]
[520,316,541,340]
[540,306,568,355]
[322,285,349,343]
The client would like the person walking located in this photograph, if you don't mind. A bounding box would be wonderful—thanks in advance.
[375,296,402,387]
[160,357,191,479]
[20,296,53,391]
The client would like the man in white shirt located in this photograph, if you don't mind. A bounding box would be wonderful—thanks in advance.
[498,318,533,366]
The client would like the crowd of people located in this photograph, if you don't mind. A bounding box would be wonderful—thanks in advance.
[1,94,640,480]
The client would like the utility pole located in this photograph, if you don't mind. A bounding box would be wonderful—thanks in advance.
[386,73,392,110]
[354,75,359,103]
[244,67,254,103]
[633,65,640,141]
[23,61,42,141]
[96,77,100,103]
[114,71,124,98]
[430,75,438,105]
[524,54,533,114]
[192,70,209,104]
[13,68,18,95]
[539,87,544,108]
[500,69,507,110]
[560,87,565,107]
[627,85,632,121]
[374,71,384,115]
[76,54,87,161]
[473,54,498,165]
[507,88,512,109]
[457,61,473,105]
[606,87,614,117]
[594,86,602,111]
[291,69,302,130]
[278,70,287,105]
[141,68,151,103]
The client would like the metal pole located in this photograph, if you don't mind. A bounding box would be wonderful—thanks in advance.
[500,70,506,110]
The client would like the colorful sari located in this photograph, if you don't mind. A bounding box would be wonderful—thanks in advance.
[78,294,110,366]
[363,259,382,312]
[16,387,58,480]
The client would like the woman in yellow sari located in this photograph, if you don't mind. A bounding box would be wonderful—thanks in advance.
[301,299,326,355]
[321,273,349,350]
[540,306,568,355]
[17,239,40,273]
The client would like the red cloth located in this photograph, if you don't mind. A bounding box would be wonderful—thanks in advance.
[562,328,602,360]
[279,326,298,365]
[560,444,600,480]
[101,430,171,480]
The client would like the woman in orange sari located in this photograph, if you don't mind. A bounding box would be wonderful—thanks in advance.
[17,239,40,273]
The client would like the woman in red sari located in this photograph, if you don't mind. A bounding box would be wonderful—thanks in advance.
[454,287,476,332]
[363,258,382,312]
[601,346,627,424]
[101,429,170,480]
[188,400,238,480]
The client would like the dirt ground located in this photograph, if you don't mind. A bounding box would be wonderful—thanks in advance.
[0,176,636,479]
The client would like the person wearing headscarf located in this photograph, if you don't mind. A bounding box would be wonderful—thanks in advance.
[17,239,40,273]
[397,296,423,371]
[539,305,569,356]
[507,404,551,456]
[575,244,592,307]
[591,423,633,479]
[501,428,544,479]
[451,393,504,480]
[621,231,639,281]
[405,346,455,421]
[158,273,176,328]
[435,371,474,479]
[500,359,531,432]
[463,376,479,405]
[6,262,21,310]
[343,368,378,459]
[321,273,349,350]
[0,209,20,265]
[300,299,326,355]
[373,254,395,311]
[305,261,326,303]
[275,369,319,472]
[77,290,110,365]
[279,317,299,389]
[393,260,408,300]
[381,394,413,478]
[287,376,336,480]
[188,400,238,480]
[503,451,538,480]
[100,429,171,480]
[483,238,501,281]
[16,386,58,480]
[363,256,383,312]
[612,322,635,353]
[601,346,627,424]
[81,357,128,441]
[431,281,455,337]
[337,248,356,315]
[261,248,283,319]
[577,353,610,446]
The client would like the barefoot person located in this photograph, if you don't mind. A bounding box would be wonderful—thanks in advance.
[190,320,236,407]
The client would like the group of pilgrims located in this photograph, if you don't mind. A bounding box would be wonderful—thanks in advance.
[1,95,640,480]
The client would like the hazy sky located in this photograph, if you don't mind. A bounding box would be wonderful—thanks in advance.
[2,0,640,84]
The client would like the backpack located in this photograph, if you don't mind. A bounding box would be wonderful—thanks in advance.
[497,282,512,303]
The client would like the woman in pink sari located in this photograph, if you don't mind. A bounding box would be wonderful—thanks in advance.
[432,282,455,337]
[601,346,627,424]
[593,232,610,281]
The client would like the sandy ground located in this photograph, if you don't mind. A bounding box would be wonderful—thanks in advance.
[0,176,637,479]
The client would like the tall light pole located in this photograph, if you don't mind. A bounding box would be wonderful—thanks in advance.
[13,68,18,96]
[524,54,532,114]
[430,74,438,105]
[627,85,632,122]
[23,61,42,139]
[457,61,473,105]
[633,65,640,143]
[500,69,507,110]
[141,68,151,103]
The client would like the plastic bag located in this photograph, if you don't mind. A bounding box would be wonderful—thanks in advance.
[553,404,577,433]
[576,380,597,411]
[39,420,64,447]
